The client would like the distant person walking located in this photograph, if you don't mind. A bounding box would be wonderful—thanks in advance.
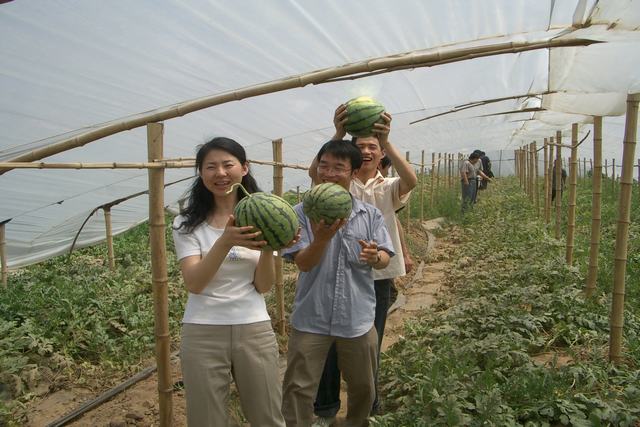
[551,165,567,201]
[460,152,491,212]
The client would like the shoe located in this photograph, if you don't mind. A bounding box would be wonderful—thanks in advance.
[311,416,336,427]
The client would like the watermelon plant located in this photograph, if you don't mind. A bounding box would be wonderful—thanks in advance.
[302,182,352,225]
[229,183,299,250]
[344,96,385,137]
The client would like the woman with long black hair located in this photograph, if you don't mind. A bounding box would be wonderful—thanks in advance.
[173,137,287,426]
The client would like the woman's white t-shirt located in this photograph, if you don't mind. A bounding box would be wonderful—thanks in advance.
[172,215,270,325]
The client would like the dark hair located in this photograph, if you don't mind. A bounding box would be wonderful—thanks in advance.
[316,139,363,171]
[176,137,260,232]
[379,155,392,169]
[469,152,481,160]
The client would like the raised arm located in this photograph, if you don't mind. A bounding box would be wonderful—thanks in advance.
[374,113,417,196]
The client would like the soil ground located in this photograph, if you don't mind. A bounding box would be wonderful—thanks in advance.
[24,219,452,427]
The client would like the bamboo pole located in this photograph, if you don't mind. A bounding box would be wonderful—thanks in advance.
[555,131,563,240]
[546,139,555,224]
[420,150,425,222]
[405,151,411,231]
[272,139,286,336]
[534,141,540,216]
[0,158,310,171]
[543,139,550,223]
[529,143,535,202]
[104,206,115,270]
[609,93,640,364]
[498,150,502,177]
[585,116,603,298]
[605,159,608,178]
[146,122,173,426]
[612,158,616,195]
[565,124,579,265]
[0,222,7,287]
[430,152,435,208]
[296,185,301,204]
[583,157,587,179]
[436,153,441,191]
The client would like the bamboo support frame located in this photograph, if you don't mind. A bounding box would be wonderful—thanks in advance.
[612,158,616,195]
[420,150,425,222]
[436,153,441,191]
[430,152,435,207]
[565,124,579,265]
[585,116,603,298]
[546,140,554,224]
[555,131,563,240]
[529,143,535,202]
[609,93,640,364]
[1,222,7,287]
[543,139,550,223]
[104,206,115,270]
[533,142,540,216]
[405,151,411,231]
[0,38,600,176]
[272,139,286,336]
[146,123,173,426]
[497,150,502,177]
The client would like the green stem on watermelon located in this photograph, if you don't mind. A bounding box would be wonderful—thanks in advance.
[226,182,251,197]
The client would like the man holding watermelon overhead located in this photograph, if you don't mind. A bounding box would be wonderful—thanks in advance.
[282,139,395,427]
[309,98,418,422]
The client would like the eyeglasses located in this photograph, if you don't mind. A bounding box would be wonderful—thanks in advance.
[317,165,352,175]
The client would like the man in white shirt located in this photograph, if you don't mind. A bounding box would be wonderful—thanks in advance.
[309,103,417,422]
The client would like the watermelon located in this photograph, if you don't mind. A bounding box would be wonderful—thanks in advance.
[344,96,385,137]
[228,183,298,250]
[302,183,352,225]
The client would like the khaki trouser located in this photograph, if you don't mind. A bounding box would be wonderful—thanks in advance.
[282,327,378,427]
[180,321,285,427]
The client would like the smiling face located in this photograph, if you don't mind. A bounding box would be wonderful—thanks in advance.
[199,148,248,198]
[355,136,384,174]
[317,153,357,190]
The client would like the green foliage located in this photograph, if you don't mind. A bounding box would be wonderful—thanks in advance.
[372,178,640,426]
[0,217,186,423]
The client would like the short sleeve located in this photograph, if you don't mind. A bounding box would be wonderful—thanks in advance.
[281,204,310,262]
[172,216,202,261]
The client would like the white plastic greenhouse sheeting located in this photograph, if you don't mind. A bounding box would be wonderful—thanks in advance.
[1,0,639,268]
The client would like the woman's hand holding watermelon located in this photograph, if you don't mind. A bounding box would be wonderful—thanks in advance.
[219,215,268,250]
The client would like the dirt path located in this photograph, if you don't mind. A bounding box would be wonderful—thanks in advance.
[24,220,455,427]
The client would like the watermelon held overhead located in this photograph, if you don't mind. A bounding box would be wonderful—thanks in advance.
[302,183,352,225]
[344,96,385,138]
[228,183,299,251]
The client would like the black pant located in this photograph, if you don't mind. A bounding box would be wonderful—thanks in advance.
[313,279,393,417]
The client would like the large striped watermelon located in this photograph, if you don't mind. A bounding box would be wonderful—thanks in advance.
[344,96,385,137]
[302,183,352,225]
[229,183,298,250]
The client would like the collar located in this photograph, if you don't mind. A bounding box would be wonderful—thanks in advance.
[354,170,385,188]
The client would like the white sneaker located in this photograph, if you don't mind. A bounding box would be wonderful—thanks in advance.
[311,416,336,427]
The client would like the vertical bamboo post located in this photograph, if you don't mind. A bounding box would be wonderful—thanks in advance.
[585,116,603,297]
[546,140,554,224]
[533,141,540,216]
[609,93,640,364]
[543,139,550,222]
[498,150,502,177]
[566,124,579,265]
[296,185,301,203]
[146,122,173,426]
[605,159,608,178]
[0,221,7,287]
[522,149,527,191]
[529,143,535,202]
[612,158,616,195]
[420,150,425,222]
[443,153,449,189]
[436,153,441,192]
[272,139,286,336]
[555,131,563,240]
[405,151,411,231]
[104,206,115,270]
[430,152,435,208]
[583,157,587,179]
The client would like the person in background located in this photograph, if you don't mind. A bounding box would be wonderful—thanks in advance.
[172,137,293,427]
[478,151,494,190]
[308,104,417,423]
[282,139,394,427]
[460,152,491,213]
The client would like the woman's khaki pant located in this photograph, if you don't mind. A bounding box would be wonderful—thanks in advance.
[180,321,285,427]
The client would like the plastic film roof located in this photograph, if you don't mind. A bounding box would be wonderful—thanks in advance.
[1,0,639,267]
